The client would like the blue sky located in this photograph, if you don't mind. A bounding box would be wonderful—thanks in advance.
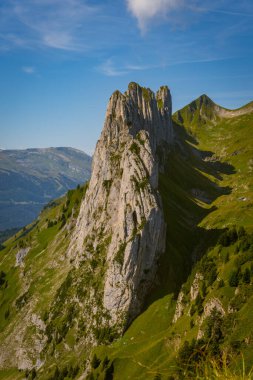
[0,0,253,154]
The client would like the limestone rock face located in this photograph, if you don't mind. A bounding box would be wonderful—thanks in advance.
[197,298,225,339]
[190,272,204,301]
[69,82,173,327]
[173,291,185,323]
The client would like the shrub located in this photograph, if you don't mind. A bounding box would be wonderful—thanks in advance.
[104,362,114,380]
[229,269,240,287]
[198,257,217,286]
[207,265,217,287]
[0,271,7,288]
[238,226,246,238]
[136,132,145,145]
[102,356,110,370]
[204,309,223,344]
[93,326,117,344]
[217,279,225,288]
[218,227,238,247]
[142,87,151,102]
[195,294,204,315]
[157,98,163,110]
[103,179,112,193]
[4,309,10,319]
[238,235,251,252]
[242,268,251,284]
[30,368,36,380]
[47,220,57,228]
[201,282,207,298]
[91,354,101,369]
[223,252,230,263]
[130,142,140,155]
[114,242,126,267]
[15,291,29,309]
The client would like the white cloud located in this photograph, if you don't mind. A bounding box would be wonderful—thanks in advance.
[126,0,184,32]
[97,59,129,77]
[22,66,35,74]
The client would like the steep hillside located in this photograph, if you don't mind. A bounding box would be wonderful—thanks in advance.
[87,96,253,379]
[0,147,91,230]
[0,183,90,380]
[0,88,252,380]
[0,83,175,379]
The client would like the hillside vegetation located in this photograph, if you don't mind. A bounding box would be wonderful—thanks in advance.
[0,95,252,379]
[87,96,253,379]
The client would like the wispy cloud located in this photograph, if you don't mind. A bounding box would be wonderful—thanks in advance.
[22,66,35,74]
[0,0,99,51]
[97,59,162,77]
[125,63,160,71]
[97,55,234,77]
[191,5,253,18]
[97,59,129,77]
[126,0,184,32]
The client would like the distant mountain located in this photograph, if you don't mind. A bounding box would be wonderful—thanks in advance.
[0,147,92,230]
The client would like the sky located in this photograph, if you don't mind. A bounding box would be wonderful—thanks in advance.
[0,0,253,154]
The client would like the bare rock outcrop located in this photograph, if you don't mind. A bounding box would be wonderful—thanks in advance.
[15,248,30,267]
[68,82,173,327]
[173,291,185,323]
[197,298,225,339]
[190,272,204,301]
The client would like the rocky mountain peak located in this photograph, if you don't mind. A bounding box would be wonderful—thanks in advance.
[103,83,173,152]
[188,94,215,114]
[197,93,214,105]
[68,83,173,332]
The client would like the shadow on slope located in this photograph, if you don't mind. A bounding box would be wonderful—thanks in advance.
[144,121,235,308]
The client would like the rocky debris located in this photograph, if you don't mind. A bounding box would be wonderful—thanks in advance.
[203,297,225,317]
[190,272,204,301]
[173,291,185,323]
[197,297,225,339]
[15,248,30,267]
[30,314,46,332]
[68,82,173,328]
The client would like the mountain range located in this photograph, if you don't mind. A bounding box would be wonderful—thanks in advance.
[0,147,92,231]
[0,83,252,380]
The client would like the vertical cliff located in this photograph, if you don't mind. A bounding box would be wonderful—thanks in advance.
[69,82,173,328]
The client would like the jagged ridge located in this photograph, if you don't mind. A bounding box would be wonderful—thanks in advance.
[69,82,174,328]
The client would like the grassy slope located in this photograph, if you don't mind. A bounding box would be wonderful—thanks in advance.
[88,98,253,379]
[0,97,252,380]
[0,185,87,380]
